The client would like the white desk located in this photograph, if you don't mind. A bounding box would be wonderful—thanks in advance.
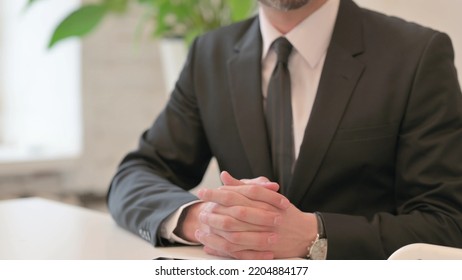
[0,198,220,260]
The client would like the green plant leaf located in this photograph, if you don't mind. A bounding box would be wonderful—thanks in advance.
[48,5,108,48]
[103,0,129,13]
[227,0,255,21]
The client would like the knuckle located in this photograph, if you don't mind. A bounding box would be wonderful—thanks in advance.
[226,232,242,243]
[258,235,272,247]
[222,242,236,253]
[220,193,234,206]
[220,217,233,230]
[257,176,269,182]
[256,202,277,212]
[234,206,248,220]
[246,185,260,197]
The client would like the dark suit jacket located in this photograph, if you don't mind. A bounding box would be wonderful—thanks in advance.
[108,0,462,259]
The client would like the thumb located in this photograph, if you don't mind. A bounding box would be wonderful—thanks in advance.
[220,171,243,186]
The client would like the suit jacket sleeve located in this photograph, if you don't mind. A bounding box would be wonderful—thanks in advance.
[322,32,462,259]
[107,38,211,246]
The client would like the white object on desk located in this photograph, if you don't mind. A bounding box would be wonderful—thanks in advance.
[388,243,462,260]
[0,197,220,260]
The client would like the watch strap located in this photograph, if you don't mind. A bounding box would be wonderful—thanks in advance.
[315,212,326,239]
[306,212,328,260]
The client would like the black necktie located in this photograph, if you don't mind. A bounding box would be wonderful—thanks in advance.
[266,37,295,194]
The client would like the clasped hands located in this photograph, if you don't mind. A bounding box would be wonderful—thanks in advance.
[176,171,318,259]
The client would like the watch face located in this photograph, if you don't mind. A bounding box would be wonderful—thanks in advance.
[309,239,328,260]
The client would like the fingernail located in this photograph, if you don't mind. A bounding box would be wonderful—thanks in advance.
[267,234,278,244]
[262,252,274,259]
[195,229,203,240]
[280,198,290,209]
[197,189,207,198]
[203,203,214,212]
[273,216,282,225]
[199,212,207,223]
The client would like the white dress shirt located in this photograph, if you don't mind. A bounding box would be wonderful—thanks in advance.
[260,0,339,157]
[160,0,340,244]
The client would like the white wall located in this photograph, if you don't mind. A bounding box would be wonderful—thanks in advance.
[354,0,462,83]
[0,4,165,196]
[0,0,82,161]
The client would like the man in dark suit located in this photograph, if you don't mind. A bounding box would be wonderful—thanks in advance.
[107,0,462,259]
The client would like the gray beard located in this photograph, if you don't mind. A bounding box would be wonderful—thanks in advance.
[259,0,312,11]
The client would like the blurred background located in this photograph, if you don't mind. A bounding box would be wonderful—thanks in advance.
[0,0,461,212]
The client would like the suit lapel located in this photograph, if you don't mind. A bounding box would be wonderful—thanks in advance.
[287,0,366,204]
[228,19,274,179]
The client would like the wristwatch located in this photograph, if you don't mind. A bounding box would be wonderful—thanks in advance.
[307,212,328,260]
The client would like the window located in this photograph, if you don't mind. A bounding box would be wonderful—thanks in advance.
[0,0,81,163]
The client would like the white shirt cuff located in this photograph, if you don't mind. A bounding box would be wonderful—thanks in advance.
[160,200,202,245]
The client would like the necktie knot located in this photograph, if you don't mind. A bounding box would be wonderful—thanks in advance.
[273,37,293,64]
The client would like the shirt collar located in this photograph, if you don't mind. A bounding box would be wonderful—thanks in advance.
[259,0,340,68]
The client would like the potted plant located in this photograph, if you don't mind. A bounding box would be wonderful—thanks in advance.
[27,0,255,48]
